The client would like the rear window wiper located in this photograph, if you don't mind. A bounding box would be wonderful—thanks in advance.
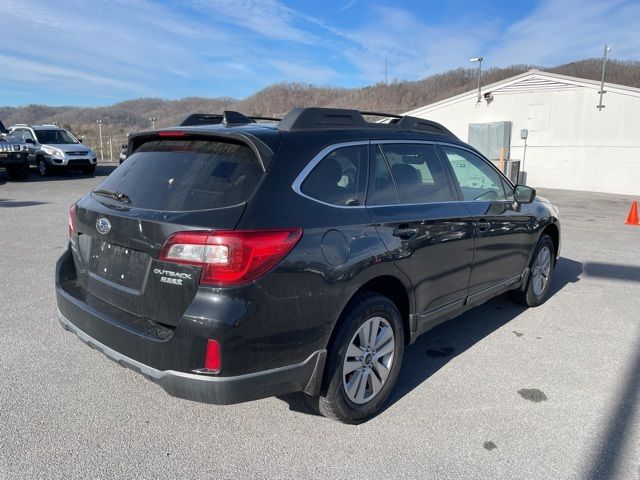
[93,188,131,204]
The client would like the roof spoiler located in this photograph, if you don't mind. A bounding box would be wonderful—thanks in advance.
[179,111,282,127]
[277,108,455,136]
[128,129,276,172]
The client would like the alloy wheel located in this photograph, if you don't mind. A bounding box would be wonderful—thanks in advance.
[532,246,552,296]
[342,316,395,404]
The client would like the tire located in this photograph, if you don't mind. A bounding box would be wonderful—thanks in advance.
[36,156,51,177]
[509,234,555,307]
[308,291,405,424]
[82,164,96,176]
[7,161,30,180]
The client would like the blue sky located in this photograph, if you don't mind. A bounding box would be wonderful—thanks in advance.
[1,0,639,106]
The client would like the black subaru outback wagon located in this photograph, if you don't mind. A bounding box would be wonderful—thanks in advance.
[56,108,560,423]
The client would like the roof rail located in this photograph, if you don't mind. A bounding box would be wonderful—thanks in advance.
[250,115,282,122]
[177,108,453,136]
[359,111,403,119]
[179,111,282,127]
[277,107,454,136]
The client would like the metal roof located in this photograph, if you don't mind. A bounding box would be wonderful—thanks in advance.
[405,69,640,116]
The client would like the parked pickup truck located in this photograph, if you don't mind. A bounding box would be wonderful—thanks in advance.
[0,120,30,180]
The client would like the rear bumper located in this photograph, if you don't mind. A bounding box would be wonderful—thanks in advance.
[57,308,325,404]
[55,248,326,404]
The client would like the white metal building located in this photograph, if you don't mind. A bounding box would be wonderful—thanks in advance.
[405,70,640,195]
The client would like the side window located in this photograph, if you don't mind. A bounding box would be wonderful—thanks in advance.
[22,130,35,142]
[11,129,23,140]
[501,178,515,200]
[380,143,454,203]
[300,145,368,207]
[368,147,399,205]
[442,147,507,201]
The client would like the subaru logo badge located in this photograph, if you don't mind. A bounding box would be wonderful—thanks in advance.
[96,217,111,235]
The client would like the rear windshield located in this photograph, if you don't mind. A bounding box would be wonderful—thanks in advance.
[96,139,263,211]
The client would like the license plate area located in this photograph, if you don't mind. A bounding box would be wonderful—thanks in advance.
[86,239,149,290]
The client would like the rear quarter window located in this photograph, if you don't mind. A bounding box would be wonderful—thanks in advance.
[96,139,263,211]
[300,145,368,207]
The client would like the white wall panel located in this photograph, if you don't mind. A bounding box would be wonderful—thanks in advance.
[408,80,640,195]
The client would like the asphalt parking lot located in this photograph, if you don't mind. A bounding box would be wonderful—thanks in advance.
[0,166,639,480]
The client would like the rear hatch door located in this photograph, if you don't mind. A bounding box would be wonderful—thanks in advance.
[72,133,270,327]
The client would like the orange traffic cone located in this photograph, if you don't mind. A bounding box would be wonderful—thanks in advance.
[626,201,640,226]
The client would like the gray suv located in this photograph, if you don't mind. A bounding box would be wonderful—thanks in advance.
[9,124,97,176]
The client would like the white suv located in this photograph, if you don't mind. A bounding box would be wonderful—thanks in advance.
[9,124,97,176]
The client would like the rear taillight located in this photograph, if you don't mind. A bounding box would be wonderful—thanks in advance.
[68,204,77,239]
[159,228,302,286]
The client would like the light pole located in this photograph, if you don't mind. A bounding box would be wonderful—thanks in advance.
[96,120,104,161]
[470,57,483,104]
[149,117,157,130]
[597,45,612,110]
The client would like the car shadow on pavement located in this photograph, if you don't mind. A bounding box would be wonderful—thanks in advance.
[0,198,50,208]
[0,165,116,184]
[580,261,640,479]
[583,262,640,283]
[27,165,117,182]
[278,257,584,419]
[584,325,640,480]
[384,258,583,412]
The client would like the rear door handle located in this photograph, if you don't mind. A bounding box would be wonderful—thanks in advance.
[476,221,491,233]
[392,226,419,240]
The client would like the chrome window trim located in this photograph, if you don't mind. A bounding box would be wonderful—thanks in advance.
[291,141,370,210]
[367,200,463,208]
[373,140,437,146]
[291,139,512,210]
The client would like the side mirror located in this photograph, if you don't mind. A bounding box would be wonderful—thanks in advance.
[514,185,536,204]
[121,144,127,149]
[25,138,34,144]
[77,137,84,143]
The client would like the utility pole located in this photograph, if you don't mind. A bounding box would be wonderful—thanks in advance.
[385,57,388,85]
[597,45,612,110]
[149,117,157,130]
[108,138,113,163]
[96,120,104,162]
[470,57,483,104]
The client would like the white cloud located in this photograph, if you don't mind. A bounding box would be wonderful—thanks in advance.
[194,0,318,44]
[1,0,639,105]
[0,53,155,95]
[490,0,640,66]
[340,0,358,11]
[324,5,497,82]
[309,0,640,83]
